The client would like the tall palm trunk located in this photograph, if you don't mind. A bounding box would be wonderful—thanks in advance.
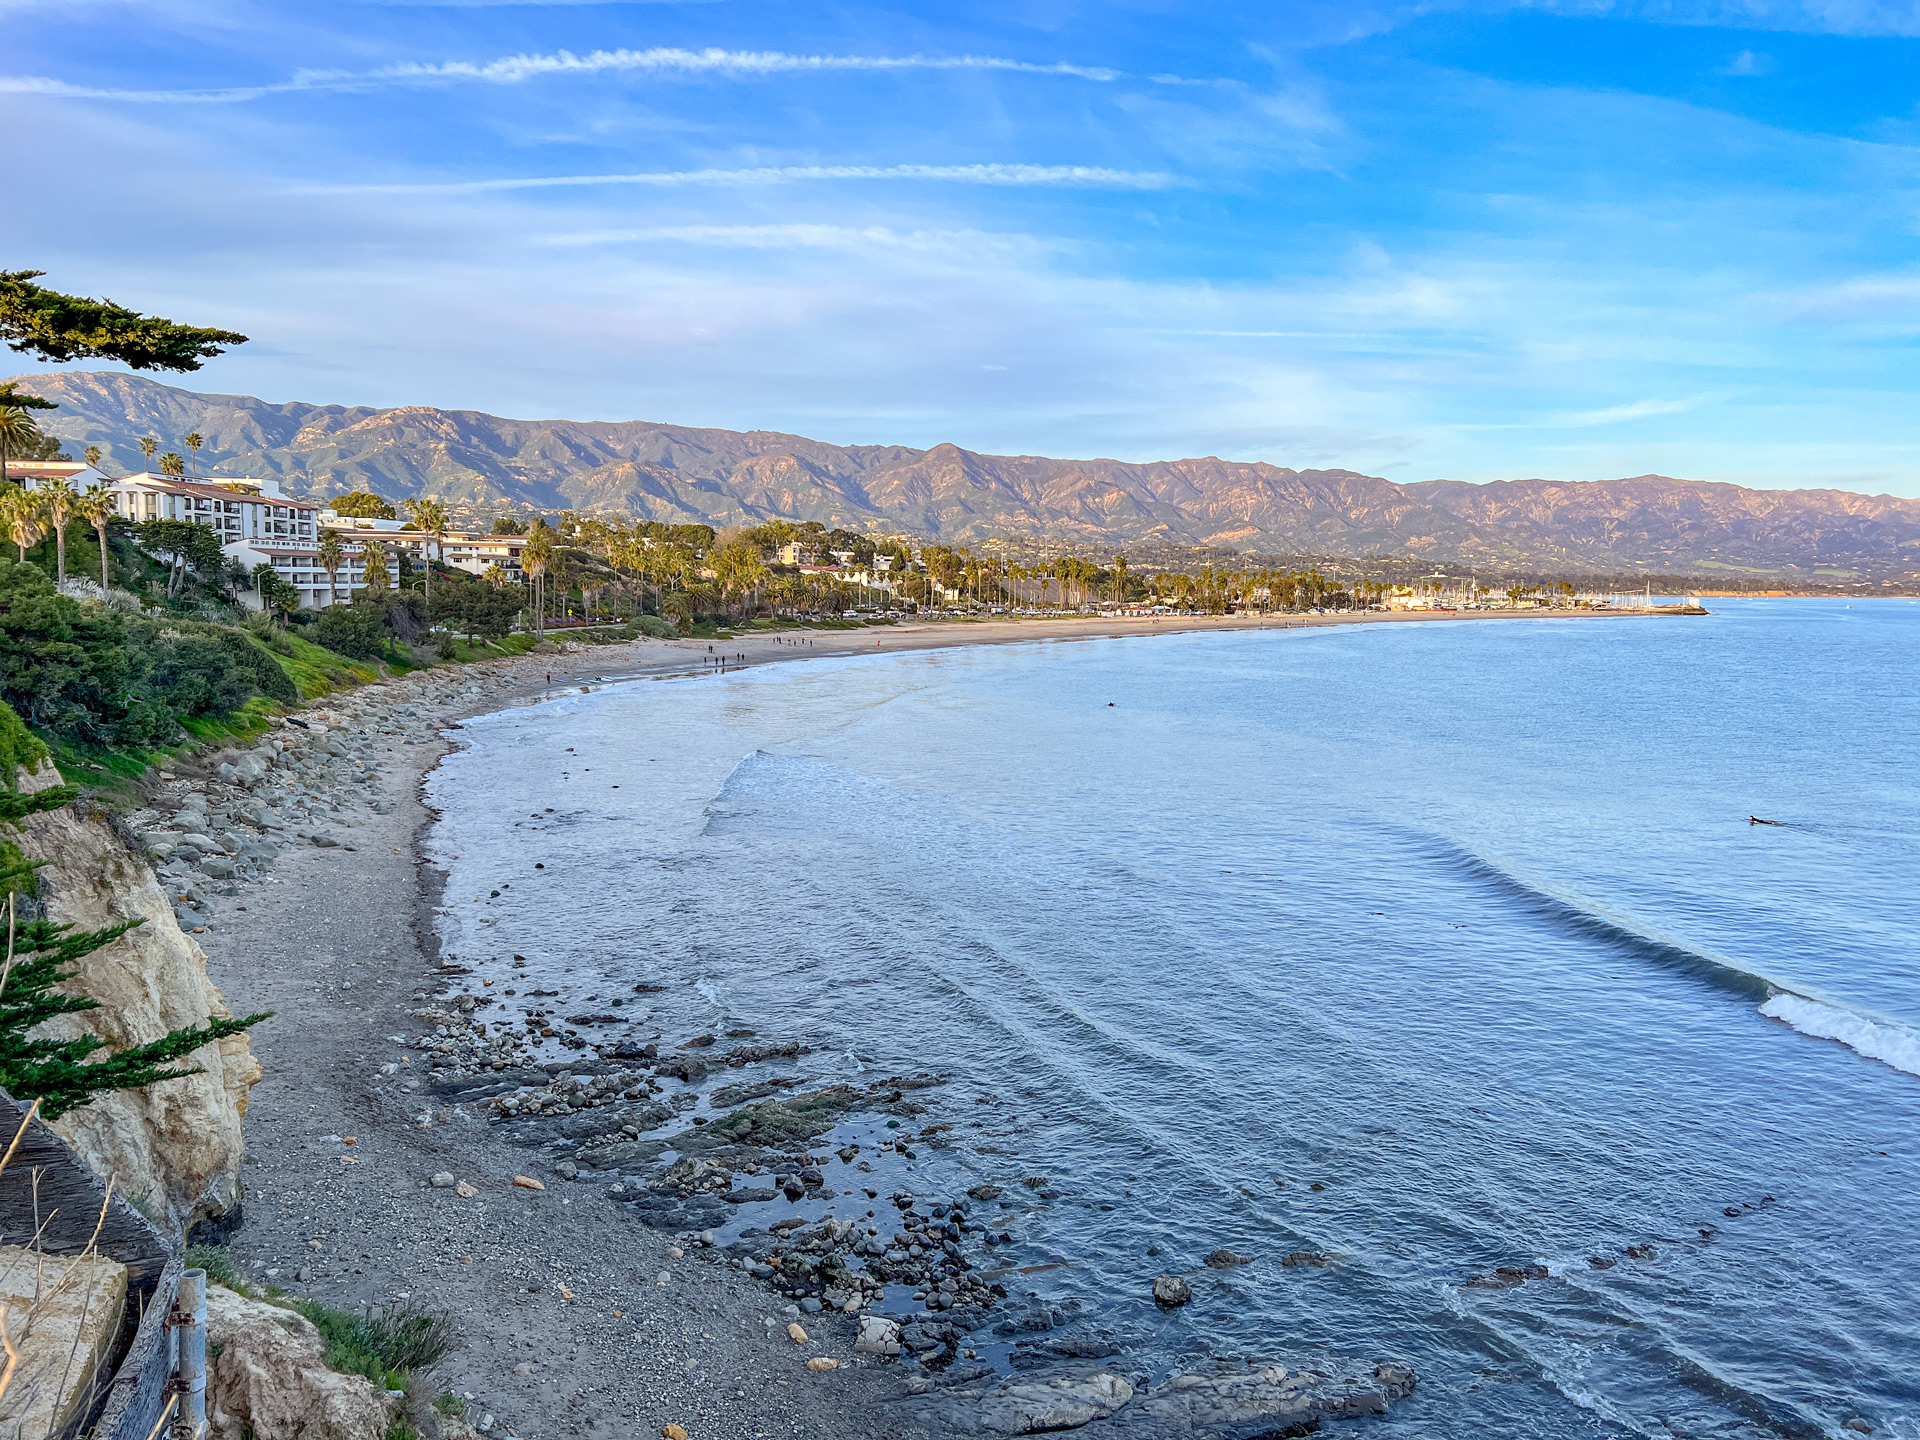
[95,521,110,587]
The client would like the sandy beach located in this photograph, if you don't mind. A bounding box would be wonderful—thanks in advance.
[178,604,1649,1440]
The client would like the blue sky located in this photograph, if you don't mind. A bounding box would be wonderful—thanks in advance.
[9,0,1920,494]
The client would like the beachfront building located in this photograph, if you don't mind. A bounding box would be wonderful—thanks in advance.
[315,513,529,581]
[110,472,374,610]
[6,460,108,493]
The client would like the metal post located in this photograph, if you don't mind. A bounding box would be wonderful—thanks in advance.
[168,1269,207,1440]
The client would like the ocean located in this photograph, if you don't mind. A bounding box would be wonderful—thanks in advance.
[428,600,1920,1439]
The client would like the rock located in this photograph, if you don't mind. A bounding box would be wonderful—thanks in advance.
[1280,1250,1335,1268]
[799,1298,823,1314]
[965,1373,1135,1435]
[512,1174,545,1190]
[553,1161,579,1180]
[453,1182,478,1198]
[429,1172,456,1188]
[787,1322,809,1344]
[661,1426,688,1440]
[969,1183,1003,1201]
[1843,1420,1873,1434]
[806,1357,841,1371]
[1152,1274,1192,1307]
[205,1284,393,1440]
[1205,1248,1250,1268]
[17,758,259,1231]
[855,1317,902,1356]
[0,1245,127,1439]
[1122,1361,1417,1432]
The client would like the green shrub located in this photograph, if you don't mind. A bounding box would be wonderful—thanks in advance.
[185,1243,245,1289]
[285,1299,451,1390]
[311,601,390,661]
[632,614,675,638]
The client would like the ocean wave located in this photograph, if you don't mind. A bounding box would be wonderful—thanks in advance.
[1417,836,1775,1003]
[1759,993,1920,1078]
[1421,833,1920,1081]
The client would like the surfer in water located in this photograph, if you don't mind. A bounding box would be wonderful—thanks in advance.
[1749,815,1784,826]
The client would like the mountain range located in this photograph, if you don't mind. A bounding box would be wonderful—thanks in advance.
[15,370,1920,579]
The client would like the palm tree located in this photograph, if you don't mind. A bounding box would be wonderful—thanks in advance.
[139,436,158,470]
[0,404,43,491]
[360,539,390,594]
[521,521,555,637]
[0,487,44,562]
[84,444,102,471]
[404,497,449,603]
[158,452,184,477]
[38,476,78,584]
[183,432,204,474]
[317,528,346,606]
[76,485,115,588]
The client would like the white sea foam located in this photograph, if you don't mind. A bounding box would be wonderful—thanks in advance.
[1760,993,1920,1078]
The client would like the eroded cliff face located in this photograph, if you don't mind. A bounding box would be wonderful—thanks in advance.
[16,760,260,1233]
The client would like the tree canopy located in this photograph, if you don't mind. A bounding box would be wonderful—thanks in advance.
[329,491,397,520]
[0,270,248,372]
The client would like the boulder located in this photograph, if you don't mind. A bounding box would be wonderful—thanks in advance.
[965,1373,1134,1435]
[854,1316,901,1356]
[17,761,259,1232]
[205,1285,392,1440]
[1117,1361,1417,1433]
[1152,1274,1192,1307]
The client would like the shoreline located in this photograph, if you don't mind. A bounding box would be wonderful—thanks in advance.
[180,607,1641,1440]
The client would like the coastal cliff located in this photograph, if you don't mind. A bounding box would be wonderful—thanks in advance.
[16,760,260,1233]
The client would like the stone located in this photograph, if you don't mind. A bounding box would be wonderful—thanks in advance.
[512,1174,545,1190]
[17,758,259,1230]
[453,1182,478,1198]
[967,1373,1134,1435]
[661,1427,688,1440]
[1843,1422,1873,1435]
[0,1246,128,1439]
[787,1322,809,1344]
[205,1284,393,1440]
[198,856,238,879]
[854,1316,902,1357]
[1125,1361,1417,1432]
[429,1172,456,1188]
[1152,1274,1192,1307]
[554,1161,579,1180]
[799,1298,823,1314]
[806,1357,841,1371]
[1205,1248,1250,1268]
[1280,1250,1335,1268]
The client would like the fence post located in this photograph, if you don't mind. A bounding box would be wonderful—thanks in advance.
[168,1269,207,1440]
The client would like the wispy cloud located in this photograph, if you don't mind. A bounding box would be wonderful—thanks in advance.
[0,45,1121,106]
[298,163,1179,195]
[322,46,1121,85]
[1560,395,1718,426]
[532,223,1061,255]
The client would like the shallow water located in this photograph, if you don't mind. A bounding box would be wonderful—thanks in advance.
[430,601,1920,1439]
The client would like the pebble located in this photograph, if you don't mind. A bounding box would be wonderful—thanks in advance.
[512,1175,546,1191]
[430,1172,456,1188]
[1205,1248,1251,1268]
[660,1426,688,1440]
[806,1358,841,1372]
[453,1182,479,1198]
[787,1322,809,1345]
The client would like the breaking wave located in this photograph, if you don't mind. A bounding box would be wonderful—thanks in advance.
[1759,992,1920,1078]
[1423,833,1920,1080]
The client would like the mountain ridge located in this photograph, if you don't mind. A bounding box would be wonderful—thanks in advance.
[15,370,1920,577]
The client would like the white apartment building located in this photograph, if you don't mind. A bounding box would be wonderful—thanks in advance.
[110,473,366,610]
[7,460,107,492]
[316,515,528,580]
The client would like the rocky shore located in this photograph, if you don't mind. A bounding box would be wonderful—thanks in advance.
[158,628,1424,1440]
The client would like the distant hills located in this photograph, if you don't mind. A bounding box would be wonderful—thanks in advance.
[16,370,1920,578]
